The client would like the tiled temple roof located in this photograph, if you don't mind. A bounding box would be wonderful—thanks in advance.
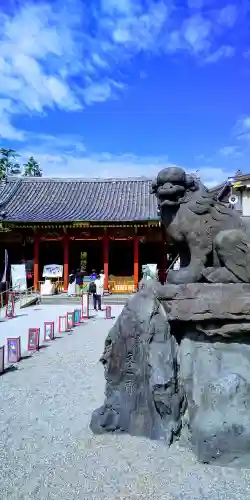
[0,177,159,223]
[209,172,250,195]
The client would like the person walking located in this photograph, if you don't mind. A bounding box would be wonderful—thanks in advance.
[68,271,76,296]
[93,274,103,311]
[90,269,97,280]
[99,269,105,288]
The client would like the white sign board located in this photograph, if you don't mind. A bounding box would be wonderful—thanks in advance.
[81,293,89,319]
[11,264,27,291]
[42,264,63,278]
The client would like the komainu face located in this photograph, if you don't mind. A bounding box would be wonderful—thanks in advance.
[151,167,201,209]
[151,167,250,284]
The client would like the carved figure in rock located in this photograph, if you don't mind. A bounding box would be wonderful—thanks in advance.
[151,167,250,284]
[90,282,186,443]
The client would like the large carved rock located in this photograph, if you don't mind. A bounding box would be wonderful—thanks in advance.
[90,281,186,444]
[91,166,250,466]
[161,283,250,466]
[90,282,250,467]
[180,337,250,466]
[160,282,250,326]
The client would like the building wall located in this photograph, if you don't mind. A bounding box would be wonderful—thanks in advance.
[220,187,250,216]
[232,189,243,213]
[241,190,250,216]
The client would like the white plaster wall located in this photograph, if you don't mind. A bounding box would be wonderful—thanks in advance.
[242,190,250,216]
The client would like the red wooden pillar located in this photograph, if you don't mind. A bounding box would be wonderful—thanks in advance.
[63,235,69,291]
[133,236,139,290]
[33,235,39,291]
[103,236,109,290]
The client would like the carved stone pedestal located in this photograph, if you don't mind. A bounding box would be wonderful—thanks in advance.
[90,281,250,467]
[163,283,250,466]
[90,281,186,445]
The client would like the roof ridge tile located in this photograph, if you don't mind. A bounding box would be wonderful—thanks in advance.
[7,176,153,183]
[1,177,159,223]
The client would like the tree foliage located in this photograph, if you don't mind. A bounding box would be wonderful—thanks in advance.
[0,149,43,179]
[23,156,42,177]
[0,148,21,178]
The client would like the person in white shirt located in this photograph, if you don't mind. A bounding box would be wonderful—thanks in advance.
[99,270,105,288]
[67,272,76,296]
[93,274,103,311]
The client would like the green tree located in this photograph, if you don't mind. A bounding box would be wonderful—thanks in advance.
[23,156,42,177]
[0,148,21,178]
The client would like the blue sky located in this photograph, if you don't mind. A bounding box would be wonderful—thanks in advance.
[0,0,249,187]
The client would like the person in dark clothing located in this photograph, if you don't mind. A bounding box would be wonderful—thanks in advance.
[93,293,101,311]
[69,271,75,284]
[90,269,97,280]
[89,274,102,311]
[75,268,82,295]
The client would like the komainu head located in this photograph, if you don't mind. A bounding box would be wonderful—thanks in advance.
[151,167,200,208]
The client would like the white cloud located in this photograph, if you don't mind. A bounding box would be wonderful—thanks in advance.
[0,2,84,139]
[16,134,229,188]
[234,116,250,142]
[20,148,173,179]
[217,5,238,28]
[205,45,235,63]
[165,7,238,59]
[241,117,250,130]
[82,79,125,105]
[0,0,244,142]
[193,115,250,181]
[101,0,134,15]
[187,0,204,7]
[219,145,241,157]
[243,49,250,59]
[107,1,169,50]
[195,167,234,188]
[182,15,212,54]
[0,99,26,140]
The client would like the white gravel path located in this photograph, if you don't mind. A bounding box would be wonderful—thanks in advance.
[1,304,250,500]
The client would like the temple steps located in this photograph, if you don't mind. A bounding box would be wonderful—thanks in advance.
[40,293,133,306]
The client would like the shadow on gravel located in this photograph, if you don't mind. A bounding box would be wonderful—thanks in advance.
[3,364,19,375]
[2,354,33,375]
[92,316,116,321]
[37,344,50,350]
[20,354,33,361]
[12,313,29,318]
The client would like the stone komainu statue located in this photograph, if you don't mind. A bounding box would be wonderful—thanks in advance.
[151,167,250,284]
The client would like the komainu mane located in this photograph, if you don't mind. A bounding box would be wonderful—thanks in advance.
[151,167,250,284]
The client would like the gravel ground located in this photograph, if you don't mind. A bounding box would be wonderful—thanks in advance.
[1,305,250,500]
